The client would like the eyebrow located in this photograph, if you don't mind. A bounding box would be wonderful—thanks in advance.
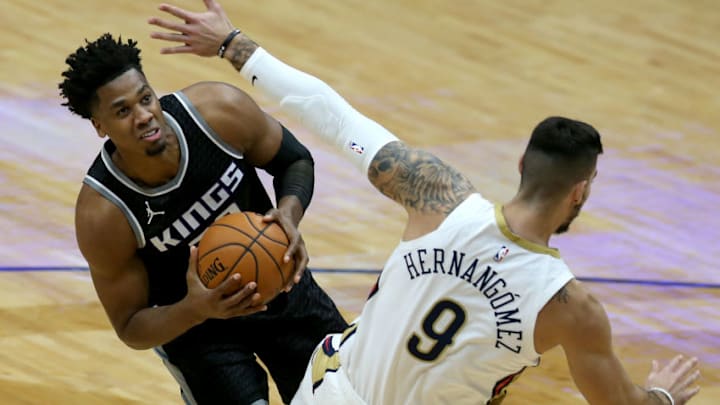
[109,84,150,109]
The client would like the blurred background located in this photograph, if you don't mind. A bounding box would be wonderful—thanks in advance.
[0,0,718,403]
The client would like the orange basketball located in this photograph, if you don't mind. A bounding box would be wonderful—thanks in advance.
[197,212,295,304]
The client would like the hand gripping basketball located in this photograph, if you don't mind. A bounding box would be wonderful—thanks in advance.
[197,212,296,304]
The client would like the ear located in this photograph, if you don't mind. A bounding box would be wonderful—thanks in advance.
[90,118,107,139]
[570,180,588,205]
[518,154,525,175]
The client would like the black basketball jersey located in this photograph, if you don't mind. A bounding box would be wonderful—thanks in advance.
[84,91,274,306]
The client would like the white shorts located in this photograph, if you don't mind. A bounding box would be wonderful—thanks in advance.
[290,333,366,405]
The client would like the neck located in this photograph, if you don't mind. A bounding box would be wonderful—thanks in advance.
[112,127,179,187]
[501,196,565,246]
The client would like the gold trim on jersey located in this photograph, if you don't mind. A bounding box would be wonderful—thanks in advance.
[494,205,561,258]
[311,339,341,391]
[311,323,359,391]
[340,322,359,344]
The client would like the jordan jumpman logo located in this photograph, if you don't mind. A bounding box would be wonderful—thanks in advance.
[145,201,166,225]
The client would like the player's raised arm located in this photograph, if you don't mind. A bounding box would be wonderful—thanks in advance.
[149,0,476,218]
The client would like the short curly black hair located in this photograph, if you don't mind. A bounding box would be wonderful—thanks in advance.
[59,33,144,119]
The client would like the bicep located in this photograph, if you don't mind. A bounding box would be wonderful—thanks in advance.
[368,142,475,215]
[560,295,644,405]
[187,82,283,166]
[75,188,150,335]
[87,255,150,335]
[245,112,285,166]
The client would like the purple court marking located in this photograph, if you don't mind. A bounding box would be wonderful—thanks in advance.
[554,147,720,284]
[1,266,719,289]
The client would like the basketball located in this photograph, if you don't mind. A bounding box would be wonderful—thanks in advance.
[197,212,295,304]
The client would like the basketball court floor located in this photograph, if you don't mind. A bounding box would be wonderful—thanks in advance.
[0,0,718,403]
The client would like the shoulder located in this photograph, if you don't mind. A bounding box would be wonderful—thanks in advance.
[75,184,138,273]
[180,81,261,117]
[535,279,611,353]
[177,81,270,151]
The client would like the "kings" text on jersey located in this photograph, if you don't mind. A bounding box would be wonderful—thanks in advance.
[150,162,244,252]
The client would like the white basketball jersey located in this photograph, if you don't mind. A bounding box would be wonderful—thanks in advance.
[338,193,575,405]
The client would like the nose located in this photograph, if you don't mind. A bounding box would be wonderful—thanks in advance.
[134,105,153,127]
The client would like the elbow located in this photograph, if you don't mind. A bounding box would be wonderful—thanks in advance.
[117,331,154,351]
[114,318,155,350]
[123,340,153,351]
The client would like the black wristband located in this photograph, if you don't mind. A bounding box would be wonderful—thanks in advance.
[217,29,242,58]
[261,126,315,211]
[273,159,314,211]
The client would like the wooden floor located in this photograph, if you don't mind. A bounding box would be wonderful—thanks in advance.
[1,0,718,403]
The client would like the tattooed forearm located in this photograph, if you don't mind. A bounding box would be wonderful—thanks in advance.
[368,142,476,215]
[225,34,259,72]
[553,286,570,304]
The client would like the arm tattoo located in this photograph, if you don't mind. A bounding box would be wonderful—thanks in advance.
[367,142,476,215]
[226,34,259,72]
[553,286,570,304]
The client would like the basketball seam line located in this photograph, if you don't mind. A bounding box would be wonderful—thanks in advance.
[200,215,289,288]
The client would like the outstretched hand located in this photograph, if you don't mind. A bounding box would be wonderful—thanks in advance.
[148,0,235,56]
[645,355,700,404]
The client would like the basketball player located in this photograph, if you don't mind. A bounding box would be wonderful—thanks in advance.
[59,33,347,404]
[148,1,702,404]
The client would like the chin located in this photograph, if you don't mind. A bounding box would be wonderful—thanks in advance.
[554,224,570,234]
[556,203,584,234]
[145,140,167,156]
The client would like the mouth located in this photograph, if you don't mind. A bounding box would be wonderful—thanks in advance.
[140,128,162,142]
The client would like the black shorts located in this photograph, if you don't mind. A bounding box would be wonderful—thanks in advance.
[160,269,348,404]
